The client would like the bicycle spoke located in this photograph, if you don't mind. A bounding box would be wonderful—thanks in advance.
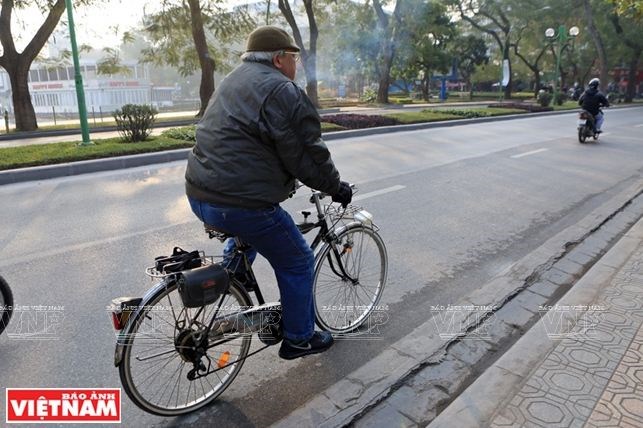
[121,281,252,415]
[314,227,387,333]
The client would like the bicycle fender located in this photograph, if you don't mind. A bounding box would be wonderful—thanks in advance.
[113,277,176,367]
[313,221,362,258]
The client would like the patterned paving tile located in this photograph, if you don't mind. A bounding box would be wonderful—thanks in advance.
[488,247,643,428]
[587,322,643,428]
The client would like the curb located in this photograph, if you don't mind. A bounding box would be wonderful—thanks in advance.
[428,215,643,428]
[0,149,190,185]
[270,182,643,428]
[0,118,198,142]
[1,105,640,186]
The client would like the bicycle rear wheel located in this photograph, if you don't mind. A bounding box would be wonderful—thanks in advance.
[313,224,387,333]
[0,275,13,335]
[119,280,252,416]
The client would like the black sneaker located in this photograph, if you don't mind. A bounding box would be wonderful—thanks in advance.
[278,331,334,360]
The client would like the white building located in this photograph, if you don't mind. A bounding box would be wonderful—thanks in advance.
[0,60,176,114]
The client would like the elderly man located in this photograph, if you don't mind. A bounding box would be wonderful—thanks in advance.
[185,26,352,360]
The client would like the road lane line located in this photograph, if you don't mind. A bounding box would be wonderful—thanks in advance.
[353,185,406,202]
[634,124,643,128]
[510,148,549,159]
[301,185,406,215]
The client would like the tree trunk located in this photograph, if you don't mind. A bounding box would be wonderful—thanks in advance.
[303,56,318,107]
[0,0,66,131]
[421,72,430,101]
[608,12,641,103]
[372,0,403,104]
[625,48,640,103]
[9,63,37,131]
[533,72,541,98]
[582,0,609,86]
[376,51,392,104]
[279,0,320,107]
[187,0,215,118]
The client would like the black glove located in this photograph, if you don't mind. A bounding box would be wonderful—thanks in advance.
[332,181,353,208]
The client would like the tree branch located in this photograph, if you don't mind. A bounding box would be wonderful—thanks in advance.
[0,0,17,65]
[278,0,306,56]
[22,0,66,64]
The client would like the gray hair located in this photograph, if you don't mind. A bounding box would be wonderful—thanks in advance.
[241,50,284,63]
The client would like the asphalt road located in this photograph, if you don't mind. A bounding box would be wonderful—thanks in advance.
[0,107,642,426]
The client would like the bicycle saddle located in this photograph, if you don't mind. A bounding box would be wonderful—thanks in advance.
[204,224,233,242]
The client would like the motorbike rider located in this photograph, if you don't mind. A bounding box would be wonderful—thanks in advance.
[578,78,609,133]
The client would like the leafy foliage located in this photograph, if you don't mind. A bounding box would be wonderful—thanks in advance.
[492,101,553,112]
[536,90,553,107]
[360,88,378,103]
[161,125,196,141]
[113,104,158,142]
[321,114,400,129]
[438,109,489,118]
[141,1,254,77]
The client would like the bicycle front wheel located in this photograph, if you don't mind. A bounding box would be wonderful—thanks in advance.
[119,280,252,416]
[313,225,387,333]
[0,275,13,335]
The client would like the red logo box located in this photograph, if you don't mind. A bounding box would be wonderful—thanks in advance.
[6,388,121,423]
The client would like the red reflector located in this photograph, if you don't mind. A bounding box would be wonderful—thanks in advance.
[111,312,124,330]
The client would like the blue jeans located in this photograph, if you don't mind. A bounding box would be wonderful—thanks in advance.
[187,197,315,341]
[595,111,604,131]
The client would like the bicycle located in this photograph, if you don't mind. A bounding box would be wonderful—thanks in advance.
[0,274,13,335]
[109,186,388,416]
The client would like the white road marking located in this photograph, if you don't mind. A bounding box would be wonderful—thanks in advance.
[353,184,406,202]
[302,185,406,214]
[634,124,643,128]
[510,148,549,159]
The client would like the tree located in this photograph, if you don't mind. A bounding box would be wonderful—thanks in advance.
[609,0,642,20]
[0,0,96,131]
[278,0,321,107]
[451,0,515,99]
[581,0,609,87]
[393,0,455,100]
[320,0,379,98]
[372,0,404,103]
[608,8,641,102]
[452,34,489,99]
[142,0,254,117]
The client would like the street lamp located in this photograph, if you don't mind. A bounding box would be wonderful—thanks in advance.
[64,0,92,145]
[545,25,580,104]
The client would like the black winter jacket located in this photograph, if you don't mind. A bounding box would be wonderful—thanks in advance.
[578,87,609,116]
[185,60,341,209]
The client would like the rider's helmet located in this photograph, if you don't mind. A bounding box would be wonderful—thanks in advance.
[588,78,600,89]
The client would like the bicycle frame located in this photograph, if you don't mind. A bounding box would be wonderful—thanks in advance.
[112,189,370,368]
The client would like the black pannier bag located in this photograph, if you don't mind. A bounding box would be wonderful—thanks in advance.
[155,247,202,274]
[178,263,230,308]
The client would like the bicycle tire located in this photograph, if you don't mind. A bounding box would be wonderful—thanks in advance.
[119,280,252,416]
[313,224,388,333]
[0,275,13,335]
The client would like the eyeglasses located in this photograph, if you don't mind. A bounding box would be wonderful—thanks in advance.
[282,51,301,62]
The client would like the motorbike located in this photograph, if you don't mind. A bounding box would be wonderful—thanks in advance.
[577,109,600,143]
[0,274,13,335]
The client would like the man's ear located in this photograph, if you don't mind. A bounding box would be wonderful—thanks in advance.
[273,53,284,70]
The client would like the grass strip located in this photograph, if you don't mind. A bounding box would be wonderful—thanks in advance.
[0,137,193,171]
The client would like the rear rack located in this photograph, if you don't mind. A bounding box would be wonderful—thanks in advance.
[144,252,221,280]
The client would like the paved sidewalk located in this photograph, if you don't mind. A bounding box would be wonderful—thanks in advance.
[429,216,643,428]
